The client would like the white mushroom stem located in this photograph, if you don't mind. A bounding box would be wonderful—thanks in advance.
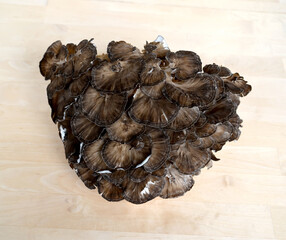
[59,125,67,142]
[135,155,151,169]
[140,180,156,196]
[97,170,112,174]
[77,142,84,163]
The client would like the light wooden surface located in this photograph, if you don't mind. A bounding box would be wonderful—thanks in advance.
[0,0,286,239]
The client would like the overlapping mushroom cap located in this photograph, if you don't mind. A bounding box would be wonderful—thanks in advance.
[39,36,252,204]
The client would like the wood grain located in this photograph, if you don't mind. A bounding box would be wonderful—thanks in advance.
[0,0,285,239]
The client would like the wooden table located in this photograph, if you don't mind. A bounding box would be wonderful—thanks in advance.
[0,0,286,239]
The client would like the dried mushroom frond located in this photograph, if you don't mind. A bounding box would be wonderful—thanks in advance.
[166,50,202,80]
[140,56,166,86]
[106,113,145,143]
[40,36,252,204]
[129,91,179,128]
[144,35,170,58]
[91,58,142,93]
[160,163,194,199]
[107,41,142,61]
[102,136,151,170]
[80,87,127,126]
[163,73,217,107]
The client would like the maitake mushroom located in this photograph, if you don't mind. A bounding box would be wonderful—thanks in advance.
[39,36,251,204]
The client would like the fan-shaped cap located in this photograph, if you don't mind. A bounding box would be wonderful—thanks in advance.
[196,123,217,138]
[140,55,166,86]
[203,63,220,75]
[68,71,90,97]
[140,81,165,99]
[224,73,252,96]
[102,136,151,170]
[129,167,149,183]
[205,96,236,124]
[174,142,211,175]
[144,35,170,58]
[212,75,225,101]
[80,87,127,126]
[46,75,66,99]
[168,106,200,131]
[123,175,165,204]
[71,112,103,143]
[228,113,243,141]
[102,169,126,186]
[219,66,232,77]
[91,59,141,93]
[210,122,233,144]
[107,40,142,61]
[165,130,186,144]
[163,73,217,107]
[73,39,97,76]
[82,138,112,172]
[203,63,232,78]
[160,163,194,198]
[97,178,124,201]
[66,43,77,57]
[166,50,202,80]
[106,113,145,143]
[129,91,179,128]
[39,40,67,80]
[58,119,80,160]
[48,88,75,123]
[74,164,98,189]
[142,130,170,172]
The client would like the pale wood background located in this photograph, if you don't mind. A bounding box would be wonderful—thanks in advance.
[0,0,286,239]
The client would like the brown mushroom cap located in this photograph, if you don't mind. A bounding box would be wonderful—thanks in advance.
[129,90,179,128]
[71,112,103,143]
[129,167,149,183]
[223,73,252,96]
[123,175,165,204]
[203,63,220,75]
[48,88,75,123]
[102,169,126,186]
[74,164,98,189]
[107,40,142,61]
[163,73,217,107]
[168,106,200,131]
[58,119,80,160]
[80,87,127,126]
[165,130,186,145]
[140,56,166,86]
[82,138,112,172]
[140,81,165,99]
[73,39,97,76]
[196,123,217,138]
[91,59,142,93]
[203,64,232,77]
[204,96,236,124]
[102,136,151,170]
[143,130,170,173]
[106,112,145,143]
[97,178,124,202]
[46,75,66,99]
[160,163,194,198]
[39,41,67,80]
[144,35,170,58]
[173,141,211,175]
[68,71,90,97]
[210,122,233,144]
[166,50,202,80]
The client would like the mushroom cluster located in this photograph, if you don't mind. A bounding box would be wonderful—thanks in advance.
[39,36,251,204]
